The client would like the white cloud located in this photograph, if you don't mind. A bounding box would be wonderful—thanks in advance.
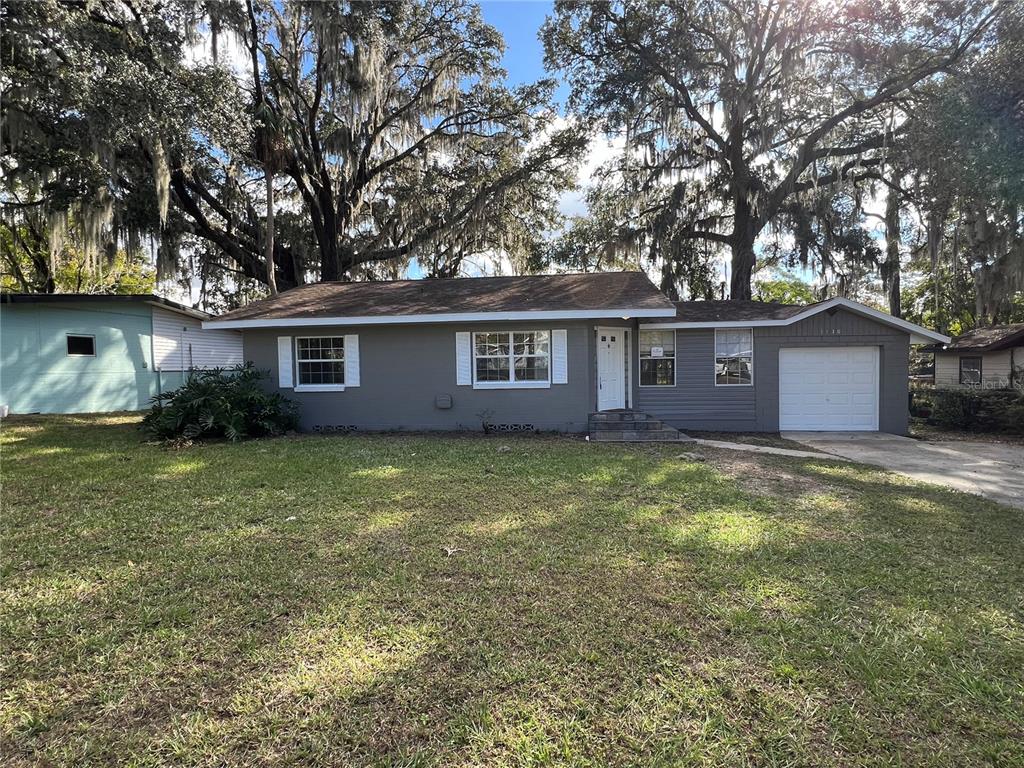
[558,129,625,218]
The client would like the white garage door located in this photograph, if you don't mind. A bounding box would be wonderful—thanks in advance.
[779,347,879,431]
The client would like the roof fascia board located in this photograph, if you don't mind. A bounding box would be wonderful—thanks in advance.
[1,292,210,320]
[146,300,209,320]
[203,307,676,330]
[645,297,950,343]
[644,319,791,329]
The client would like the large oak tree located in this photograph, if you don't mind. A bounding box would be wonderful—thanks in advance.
[899,5,1024,328]
[544,0,1001,299]
[2,0,585,301]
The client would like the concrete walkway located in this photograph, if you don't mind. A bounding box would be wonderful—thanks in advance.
[782,432,1024,510]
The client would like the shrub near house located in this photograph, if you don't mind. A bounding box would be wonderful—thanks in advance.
[142,364,299,442]
[929,387,1024,434]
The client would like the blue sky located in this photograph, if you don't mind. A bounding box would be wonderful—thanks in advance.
[407,2,572,279]
[478,1,562,96]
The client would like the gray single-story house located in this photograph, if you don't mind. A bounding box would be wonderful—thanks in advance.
[926,323,1024,390]
[1,293,242,414]
[203,272,948,437]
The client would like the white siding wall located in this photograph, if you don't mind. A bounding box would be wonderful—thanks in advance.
[152,307,243,371]
[934,352,961,387]
[935,348,1021,388]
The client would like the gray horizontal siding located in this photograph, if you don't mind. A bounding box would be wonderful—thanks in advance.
[634,329,758,429]
[243,320,603,432]
[635,309,911,434]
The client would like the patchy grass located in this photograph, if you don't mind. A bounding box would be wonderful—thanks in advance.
[686,431,822,452]
[2,415,1022,767]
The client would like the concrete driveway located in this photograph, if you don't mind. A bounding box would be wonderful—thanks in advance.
[782,432,1024,510]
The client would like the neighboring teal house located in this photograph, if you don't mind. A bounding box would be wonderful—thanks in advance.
[1,294,243,414]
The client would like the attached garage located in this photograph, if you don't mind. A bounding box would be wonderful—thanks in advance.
[778,347,879,431]
[637,297,949,435]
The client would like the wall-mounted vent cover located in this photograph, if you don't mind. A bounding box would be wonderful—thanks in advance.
[435,394,453,409]
[490,423,536,433]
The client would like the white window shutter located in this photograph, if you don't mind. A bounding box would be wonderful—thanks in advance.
[552,329,568,384]
[344,334,360,387]
[456,332,472,385]
[277,336,293,388]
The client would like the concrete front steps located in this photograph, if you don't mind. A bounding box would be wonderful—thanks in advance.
[588,410,694,442]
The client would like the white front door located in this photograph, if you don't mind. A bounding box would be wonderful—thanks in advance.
[597,327,626,411]
[779,347,880,431]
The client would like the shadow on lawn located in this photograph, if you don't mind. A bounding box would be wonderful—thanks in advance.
[2,423,1022,766]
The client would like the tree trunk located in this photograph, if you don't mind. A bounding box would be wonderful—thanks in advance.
[882,184,902,317]
[729,195,759,300]
[319,207,341,281]
[659,258,680,300]
[265,170,278,295]
[33,259,55,293]
[729,242,756,300]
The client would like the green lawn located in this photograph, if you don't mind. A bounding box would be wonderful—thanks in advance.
[2,416,1022,767]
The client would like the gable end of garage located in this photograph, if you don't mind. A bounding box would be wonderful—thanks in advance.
[753,309,910,434]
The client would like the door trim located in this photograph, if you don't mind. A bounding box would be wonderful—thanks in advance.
[596,326,628,411]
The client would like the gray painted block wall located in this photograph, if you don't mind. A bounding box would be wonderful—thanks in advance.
[243,320,611,432]
[634,309,911,434]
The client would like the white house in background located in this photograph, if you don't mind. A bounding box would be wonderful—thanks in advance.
[928,323,1024,389]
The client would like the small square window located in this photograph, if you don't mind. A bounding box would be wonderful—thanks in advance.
[959,356,982,385]
[67,335,95,356]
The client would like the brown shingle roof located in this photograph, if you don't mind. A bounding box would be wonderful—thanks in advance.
[641,299,810,323]
[210,272,674,323]
[940,323,1024,351]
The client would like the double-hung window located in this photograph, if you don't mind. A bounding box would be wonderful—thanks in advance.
[639,330,676,386]
[959,356,982,386]
[715,329,753,385]
[473,331,549,387]
[296,336,345,387]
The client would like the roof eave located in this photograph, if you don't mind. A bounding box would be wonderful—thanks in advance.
[643,298,950,344]
[203,306,677,330]
[0,292,210,320]
[934,329,1024,353]
[144,298,210,320]
[988,330,1024,350]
